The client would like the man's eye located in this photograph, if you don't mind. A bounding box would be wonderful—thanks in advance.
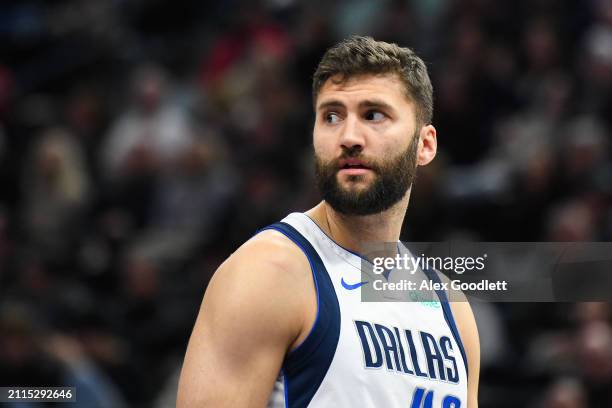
[365,110,385,121]
[325,112,341,124]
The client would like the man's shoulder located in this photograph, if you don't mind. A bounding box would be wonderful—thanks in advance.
[428,267,480,382]
[203,229,316,350]
[426,268,474,319]
[219,229,313,289]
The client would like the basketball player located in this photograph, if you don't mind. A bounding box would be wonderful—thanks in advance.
[177,36,479,407]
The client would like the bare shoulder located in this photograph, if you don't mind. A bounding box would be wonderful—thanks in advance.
[219,229,312,286]
[427,269,475,317]
[201,228,315,347]
[177,230,316,407]
[448,295,480,407]
[429,270,479,351]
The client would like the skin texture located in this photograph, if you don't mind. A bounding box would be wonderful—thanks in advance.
[176,73,479,407]
[177,230,316,407]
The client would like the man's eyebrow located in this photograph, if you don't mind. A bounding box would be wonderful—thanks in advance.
[316,100,345,111]
[358,99,396,113]
[316,99,397,113]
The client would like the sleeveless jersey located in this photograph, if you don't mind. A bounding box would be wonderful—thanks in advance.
[262,212,468,408]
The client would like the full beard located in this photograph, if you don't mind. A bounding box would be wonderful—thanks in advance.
[314,134,419,216]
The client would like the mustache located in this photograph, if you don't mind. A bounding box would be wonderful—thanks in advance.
[329,153,379,172]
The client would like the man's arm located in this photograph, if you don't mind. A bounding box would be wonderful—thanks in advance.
[433,270,480,407]
[450,300,480,408]
[176,230,315,408]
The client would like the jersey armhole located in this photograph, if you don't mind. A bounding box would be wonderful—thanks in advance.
[257,224,321,355]
[421,266,470,379]
[257,222,341,408]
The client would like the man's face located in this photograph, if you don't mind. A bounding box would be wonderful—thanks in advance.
[313,73,421,215]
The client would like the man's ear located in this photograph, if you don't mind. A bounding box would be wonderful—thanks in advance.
[417,124,437,166]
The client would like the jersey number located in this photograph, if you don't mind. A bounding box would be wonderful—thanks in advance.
[410,387,461,408]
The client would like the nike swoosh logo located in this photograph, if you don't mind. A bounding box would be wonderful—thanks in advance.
[341,277,368,290]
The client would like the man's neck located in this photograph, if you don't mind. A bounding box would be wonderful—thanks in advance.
[305,192,410,255]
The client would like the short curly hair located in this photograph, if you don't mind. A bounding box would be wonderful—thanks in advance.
[312,36,433,126]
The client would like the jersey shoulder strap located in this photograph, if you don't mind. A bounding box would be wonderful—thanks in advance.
[259,221,341,408]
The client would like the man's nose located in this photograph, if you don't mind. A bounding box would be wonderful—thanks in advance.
[338,114,365,151]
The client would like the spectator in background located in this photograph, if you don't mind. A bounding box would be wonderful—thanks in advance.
[146,136,239,254]
[538,378,588,408]
[0,302,127,408]
[100,64,195,228]
[576,321,612,405]
[20,127,90,266]
[101,64,194,180]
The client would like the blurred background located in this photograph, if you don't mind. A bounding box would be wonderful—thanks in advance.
[1,0,612,406]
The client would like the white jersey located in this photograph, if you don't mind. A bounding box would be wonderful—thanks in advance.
[263,212,469,408]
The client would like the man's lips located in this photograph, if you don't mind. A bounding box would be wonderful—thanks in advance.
[338,167,371,176]
[338,158,371,170]
[337,158,373,176]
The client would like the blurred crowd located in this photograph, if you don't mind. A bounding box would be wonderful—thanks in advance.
[1,0,612,406]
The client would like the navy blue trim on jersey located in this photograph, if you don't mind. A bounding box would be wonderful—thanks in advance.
[421,266,469,379]
[259,222,341,408]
